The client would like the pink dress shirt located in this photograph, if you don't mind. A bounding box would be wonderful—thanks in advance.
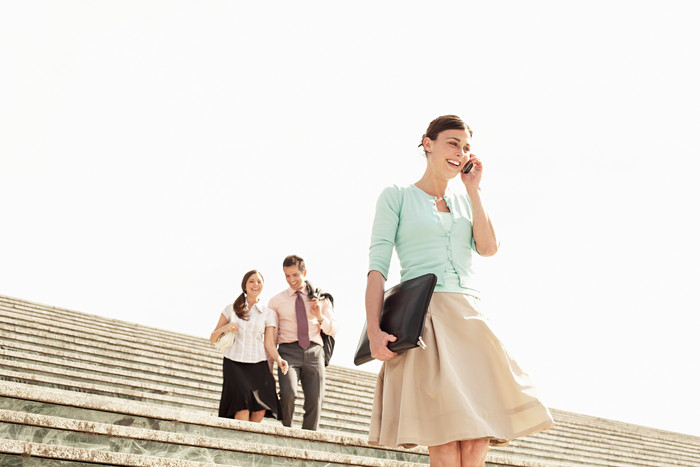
[268,283,337,346]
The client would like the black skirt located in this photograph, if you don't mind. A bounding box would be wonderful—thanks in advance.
[218,357,280,419]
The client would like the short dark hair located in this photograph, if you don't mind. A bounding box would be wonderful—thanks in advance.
[283,254,305,273]
[418,115,473,156]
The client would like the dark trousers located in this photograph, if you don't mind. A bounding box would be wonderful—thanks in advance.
[277,342,325,430]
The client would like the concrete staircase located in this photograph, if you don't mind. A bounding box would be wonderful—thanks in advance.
[1,293,699,466]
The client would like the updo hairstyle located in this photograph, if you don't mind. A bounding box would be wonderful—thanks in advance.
[418,115,473,156]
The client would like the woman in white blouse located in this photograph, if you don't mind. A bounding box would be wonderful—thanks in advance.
[210,270,289,422]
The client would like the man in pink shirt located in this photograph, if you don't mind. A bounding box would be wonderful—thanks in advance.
[268,254,337,430]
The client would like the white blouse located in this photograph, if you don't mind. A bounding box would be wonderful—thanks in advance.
[221,301,277,363]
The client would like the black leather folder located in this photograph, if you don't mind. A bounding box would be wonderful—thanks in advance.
[354,273,437,366]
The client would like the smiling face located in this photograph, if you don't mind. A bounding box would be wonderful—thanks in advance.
[283,265,307,291]
[245,273,264,300]
[423,129,472,178]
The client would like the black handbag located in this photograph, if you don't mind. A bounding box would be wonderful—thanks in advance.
[305,281,335,367]
[354,273,437,366]
[320,331,334,367]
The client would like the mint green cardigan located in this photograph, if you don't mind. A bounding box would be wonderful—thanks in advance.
[368,184,480,297]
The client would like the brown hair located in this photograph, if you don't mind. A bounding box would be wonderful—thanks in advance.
[233,269,264,320]
[282,254,306,273]
[418,115,473,156]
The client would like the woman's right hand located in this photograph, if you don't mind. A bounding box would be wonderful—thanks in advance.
[369,329,398,361]
[227,322,238,333]
[210,313,234,345]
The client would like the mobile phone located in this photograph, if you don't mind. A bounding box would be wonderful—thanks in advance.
[461,161,473,174]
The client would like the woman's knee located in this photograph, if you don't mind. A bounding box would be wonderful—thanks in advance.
[428,441,460,465]
[233,410,250,421]
[250,410,265,423]
[459,439,489,467]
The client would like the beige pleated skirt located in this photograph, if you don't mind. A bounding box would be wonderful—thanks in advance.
[368,292,554,448]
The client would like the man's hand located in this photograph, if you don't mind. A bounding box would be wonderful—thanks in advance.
[310,298,324,322]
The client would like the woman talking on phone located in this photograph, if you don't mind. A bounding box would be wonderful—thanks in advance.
[365,115,553,466]
[210,269,288,422]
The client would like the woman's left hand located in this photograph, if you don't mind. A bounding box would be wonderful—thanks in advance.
[460,154,483,189]
[277,357,289,375]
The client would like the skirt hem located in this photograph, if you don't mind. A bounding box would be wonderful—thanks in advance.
[368,419,555,449]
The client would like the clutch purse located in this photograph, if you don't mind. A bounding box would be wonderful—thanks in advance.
[214,331,235,352]
[354,273,437,366]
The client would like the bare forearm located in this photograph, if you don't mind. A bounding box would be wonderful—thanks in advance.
[265,328,288,374]
[365,271,386,334]
[365,270,397,360]
[209,330,220,345]
[467,186,498,256]
[209,323,231,344]
[264,337,282,362]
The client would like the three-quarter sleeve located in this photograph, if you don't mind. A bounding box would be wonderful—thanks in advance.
[368,185,401,279]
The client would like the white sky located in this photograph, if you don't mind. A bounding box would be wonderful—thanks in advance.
[2,1,699,438]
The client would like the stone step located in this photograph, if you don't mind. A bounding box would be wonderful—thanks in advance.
[0,358,372,434]
[0,298,207,349]
[9,346,698,465]
[1,316,380,396]
[0,348,374,414]
[1,303,382,391]
[0,299,375,388]
[0,347,222,394]
[0,337,377,403]
[0,326,217,381]
[326,374,377,396]
[0,295,376,388]
[550,409,700,452]
[0,318,220,372]
[0,381,429,466]
[0,398,368,461]
[0,332,216,387]
[473,411,700,467]
[551,409,700,446]
[0,440,216,467]
[0,338,376,413]
[0,304,216,360]
[3,293,700,467]
[529,418,700,465]
[324,364,380,384]
[500,430,697,467]
[4,382,628,467]
[0,414,417,467]
[2,300,377,388]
